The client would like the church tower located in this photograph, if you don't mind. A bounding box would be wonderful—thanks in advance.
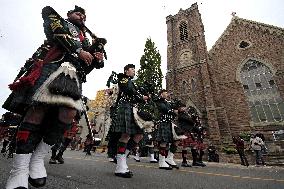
[166,3,223,144]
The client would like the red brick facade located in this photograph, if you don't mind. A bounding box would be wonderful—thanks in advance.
[166,3,284,148]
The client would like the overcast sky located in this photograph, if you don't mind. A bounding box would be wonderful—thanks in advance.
[0,0,283,115]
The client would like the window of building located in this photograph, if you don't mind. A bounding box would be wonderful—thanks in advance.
[191,78,196,92]
[239,40,251,49]
[179,21,188,41]
[240,59,284,123]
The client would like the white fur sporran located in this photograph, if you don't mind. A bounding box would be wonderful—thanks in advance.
[172,123,187,140]
[32,62,85,111]
[133,107,154,131]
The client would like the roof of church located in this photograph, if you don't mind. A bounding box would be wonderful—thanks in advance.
[208,16,284,55]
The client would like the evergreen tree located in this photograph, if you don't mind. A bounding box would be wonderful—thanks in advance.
[135,38,163,122]
[136,38,163,94]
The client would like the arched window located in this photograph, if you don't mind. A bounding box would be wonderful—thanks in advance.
[179,21,188,41]
[240,59,284,123]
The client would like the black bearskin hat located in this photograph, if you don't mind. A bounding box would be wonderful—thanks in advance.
[68,5,86,16]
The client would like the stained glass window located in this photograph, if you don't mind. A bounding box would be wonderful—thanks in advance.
[240,59,284,122]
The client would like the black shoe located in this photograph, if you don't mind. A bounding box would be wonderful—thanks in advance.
[115,172,133,178]
[127,171,133,176]
[181,162,192,167]
[166,162,179,169]
[15,187,27,189]
[134,157,140,162]
[150,160,158,163]
[49,158,57,164]
[55,156,64,164]
[170,164,179,169]
[159,166,173,170]
[28,176,46,187]
[192,162,206,167]
[86,152,92,156]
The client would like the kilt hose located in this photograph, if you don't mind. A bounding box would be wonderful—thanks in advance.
[114,102,143,135]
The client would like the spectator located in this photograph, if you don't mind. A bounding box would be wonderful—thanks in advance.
[250,133,265,166]
[232,135,249,166]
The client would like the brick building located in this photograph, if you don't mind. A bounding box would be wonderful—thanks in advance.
[166,3,284,149]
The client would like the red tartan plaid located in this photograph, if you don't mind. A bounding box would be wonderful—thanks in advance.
[178,132,195,148]
[16,131,30,142]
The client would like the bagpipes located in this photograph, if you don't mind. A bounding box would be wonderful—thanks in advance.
[43,6,107,77]
[36,7,108,101]
[12,41,53,83]
[12,6,107,85]
[168,98,192,140]
[81,96,95,142]
[133,81,158,132]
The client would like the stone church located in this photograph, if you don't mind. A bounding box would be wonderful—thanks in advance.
[166,3,284,148]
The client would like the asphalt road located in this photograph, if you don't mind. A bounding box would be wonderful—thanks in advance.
[1,149,284,189]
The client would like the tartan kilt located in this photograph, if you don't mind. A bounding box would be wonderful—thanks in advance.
[3,62,61,115]
[178,132,195,148]
[2,61,84,115]
[155,122,173,143]
[114,102,143,135]
[191,139,206,150]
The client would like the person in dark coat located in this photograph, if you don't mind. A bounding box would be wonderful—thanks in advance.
[4,6,104,189]
[155,89,179,170]
[177,104,195,167]
[233,135,249,166]
[112,64,148,178]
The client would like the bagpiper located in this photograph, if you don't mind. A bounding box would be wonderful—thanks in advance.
[112,64,148,178]
[3,5,105,189]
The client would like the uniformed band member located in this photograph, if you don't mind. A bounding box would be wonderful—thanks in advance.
[191,116,207,167]
[177,104,194,167]
[155,89,179,170]
[137,94,158,163]
[0,112,21,156]
[3,5,104,189]
[113,64,148,178]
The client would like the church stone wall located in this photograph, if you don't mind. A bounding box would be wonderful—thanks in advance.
[209,19,284,138]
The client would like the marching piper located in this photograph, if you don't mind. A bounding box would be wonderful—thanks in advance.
[3,5,105,189]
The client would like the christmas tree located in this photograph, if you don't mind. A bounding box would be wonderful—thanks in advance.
[135,38,163,94]
[135,38,163,121]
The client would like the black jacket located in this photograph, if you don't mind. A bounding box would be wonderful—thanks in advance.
[178,111,194,132]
